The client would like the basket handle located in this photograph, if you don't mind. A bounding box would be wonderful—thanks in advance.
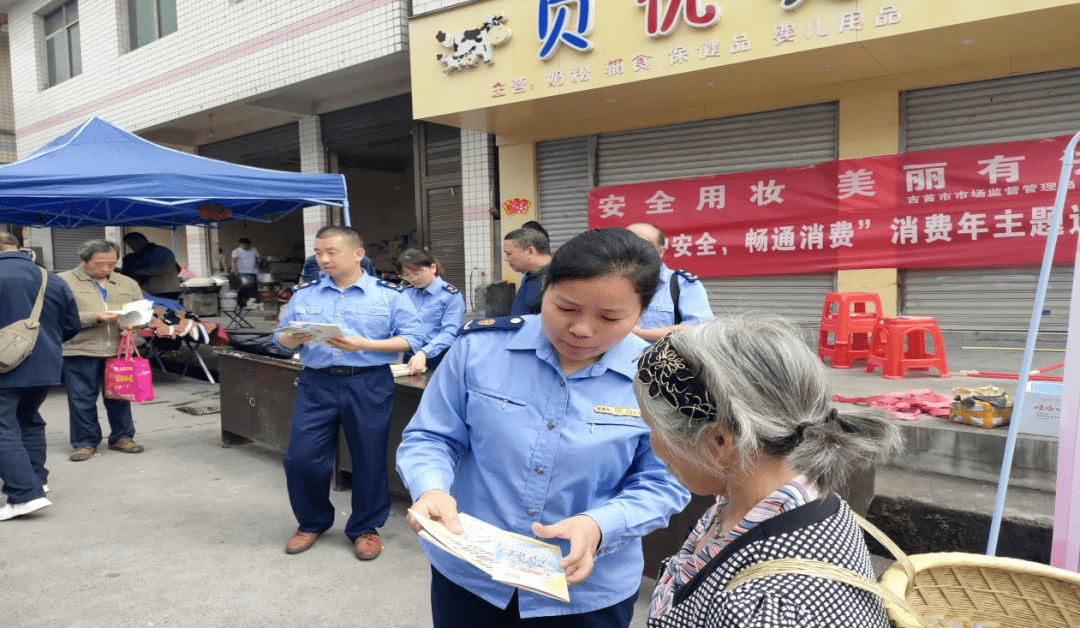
[852,512,917,586]
[722,558,930,628]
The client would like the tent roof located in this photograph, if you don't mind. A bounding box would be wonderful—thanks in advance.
[0,117,347,229]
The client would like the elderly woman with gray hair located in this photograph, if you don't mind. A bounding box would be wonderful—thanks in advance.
[636,314,902,628]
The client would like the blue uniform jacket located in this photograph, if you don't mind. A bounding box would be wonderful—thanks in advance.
[639,264,714,330]
[396,315,690,617]
[274,272,423,368]
[403,276,465,359]
[0,252,80,387]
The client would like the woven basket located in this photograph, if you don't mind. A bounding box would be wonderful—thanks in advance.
[724,514,1080,628]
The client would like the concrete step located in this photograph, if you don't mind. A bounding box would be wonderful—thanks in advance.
[868,466,1055,563]
[888,413,1057,492]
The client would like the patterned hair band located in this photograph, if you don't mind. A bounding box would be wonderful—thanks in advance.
[636,336,716,423]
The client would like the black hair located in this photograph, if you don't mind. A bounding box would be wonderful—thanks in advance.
[545,228,661,310]
[521,220,549,240]
[315,226,363,248]
[123,232,148,243]
[397,248,442,275]
[239,238,252,245]
[504,227,551,256]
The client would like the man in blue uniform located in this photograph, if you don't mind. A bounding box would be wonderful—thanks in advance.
[626,222,714,342]
[0,233,80,521]
[275,226,423,560]
[504,227,552,316]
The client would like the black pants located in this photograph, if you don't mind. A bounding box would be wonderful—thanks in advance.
[430,566,637,628]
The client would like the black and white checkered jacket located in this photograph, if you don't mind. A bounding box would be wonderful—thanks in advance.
[648,494,891,628]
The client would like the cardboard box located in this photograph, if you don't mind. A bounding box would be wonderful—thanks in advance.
[1019,382,1063,438]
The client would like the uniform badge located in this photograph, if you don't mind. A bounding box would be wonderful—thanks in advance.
[462,316,526,333]
[594,405,642,417]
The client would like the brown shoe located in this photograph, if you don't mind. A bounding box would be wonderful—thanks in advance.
[108,438,144,454]
[69,446,96,462]
[354,532,382,560]
[285,530,321,554]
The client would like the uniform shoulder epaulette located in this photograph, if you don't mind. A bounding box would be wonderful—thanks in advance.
[443,284,459,294]
[377,279,406,292]
[462,316,525,333]
[296,277,321,290]
[673,269,699,282]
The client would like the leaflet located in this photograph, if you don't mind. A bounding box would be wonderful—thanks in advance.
[104,299,154,327]
[278,321,346,344]
[408,509,570,603]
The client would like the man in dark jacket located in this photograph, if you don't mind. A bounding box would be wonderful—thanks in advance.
[0,233,81,521]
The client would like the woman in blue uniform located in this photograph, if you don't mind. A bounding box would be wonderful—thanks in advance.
[398,248,466,374]
[396,228,691,628]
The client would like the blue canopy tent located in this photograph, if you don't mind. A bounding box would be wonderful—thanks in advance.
[0,117,348,228]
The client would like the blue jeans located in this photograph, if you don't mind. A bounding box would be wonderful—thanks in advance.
[0,386,50,504]
[63,356,135,449]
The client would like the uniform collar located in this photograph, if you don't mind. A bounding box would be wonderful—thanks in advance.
[419,275,445,296]
[319,268,373,293]
[504,315,646,380]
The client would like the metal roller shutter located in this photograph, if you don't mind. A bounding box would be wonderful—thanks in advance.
[51,227,105,272]
[901,68,1080,331]
[598,103,840,326]
[426,186,465,301]
[537,137,591,252]
[321,94,414,153]
[198,123,300,170]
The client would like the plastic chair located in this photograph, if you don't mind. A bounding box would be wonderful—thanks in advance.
[817,292,883,368]
[865,316,950,379]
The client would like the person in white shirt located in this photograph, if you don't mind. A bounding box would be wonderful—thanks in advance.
[230,238,262,282]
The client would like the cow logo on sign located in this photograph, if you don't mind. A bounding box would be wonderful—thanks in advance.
[436,14,513,73]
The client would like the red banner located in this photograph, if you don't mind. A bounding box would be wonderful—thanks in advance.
[588,135,1080,277]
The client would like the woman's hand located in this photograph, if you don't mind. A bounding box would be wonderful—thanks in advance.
[532,515,602,585]
[407,489,463,535]
[408,351,428,375]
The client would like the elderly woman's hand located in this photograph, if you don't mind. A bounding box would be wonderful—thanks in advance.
[531,515,602,585]
[407,489,463,535]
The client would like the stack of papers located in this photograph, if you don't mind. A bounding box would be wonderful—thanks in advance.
[390,363,425,377]
[277,321,345,344]
[409,509,570,603]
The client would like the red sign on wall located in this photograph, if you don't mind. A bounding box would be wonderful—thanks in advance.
[588,135,1080,277]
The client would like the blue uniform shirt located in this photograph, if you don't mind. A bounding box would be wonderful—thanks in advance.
[509,264,548,316]
[274,272,423,368]
[403,276,466,359]
[639,264,714,330]
[396,315,690,618]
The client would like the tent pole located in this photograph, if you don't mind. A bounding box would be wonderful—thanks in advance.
[171,226,177,254]
[986,130,1080,555]
[343,201,351,228]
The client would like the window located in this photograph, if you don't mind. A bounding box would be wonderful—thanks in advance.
[44,1,82,87]
[128,0,177,51]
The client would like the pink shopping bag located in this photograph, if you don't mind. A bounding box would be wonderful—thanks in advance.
[104,332,155,403]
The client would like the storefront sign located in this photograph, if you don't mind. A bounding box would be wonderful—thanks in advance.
[588,135,1080,277]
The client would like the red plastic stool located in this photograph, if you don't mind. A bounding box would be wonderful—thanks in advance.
[865,316,950,379]
[817,292,883,368]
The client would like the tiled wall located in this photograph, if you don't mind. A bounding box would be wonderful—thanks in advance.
[413,0,471,17]
[461,128,496,315]
[5,0,409,153]
[299,115,333,257]
[0,29,15,163]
